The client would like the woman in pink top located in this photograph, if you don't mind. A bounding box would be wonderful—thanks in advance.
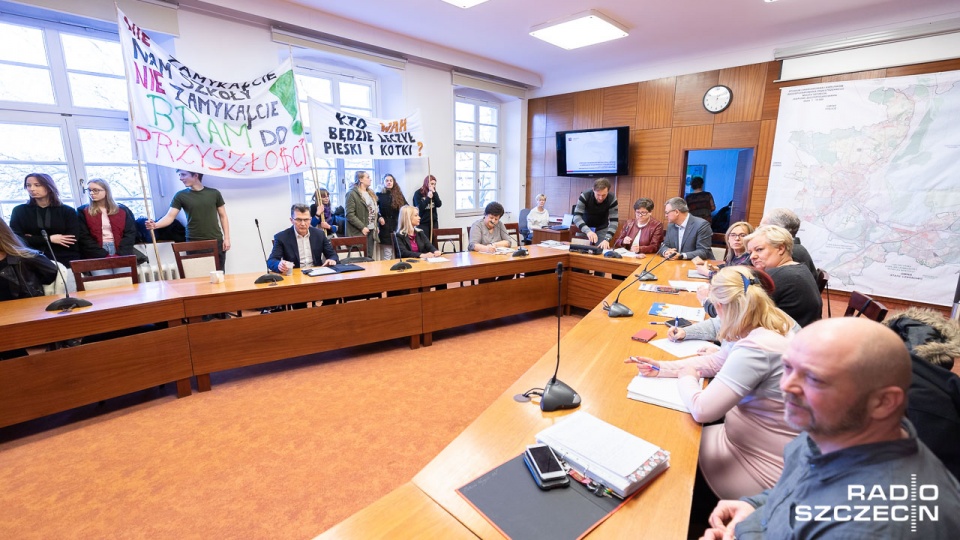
[627,266,799,499]
[76,178,137,259]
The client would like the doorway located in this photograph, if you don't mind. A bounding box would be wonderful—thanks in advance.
[683,148,754,234]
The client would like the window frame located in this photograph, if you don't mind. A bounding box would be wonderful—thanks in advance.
[454,95,501,216]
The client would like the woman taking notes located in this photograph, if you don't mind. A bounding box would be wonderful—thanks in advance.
[76,179,138,259]
[626,266,798,499]
[468,202,514,253]
[345,170,379,259]
[395,206,441,259]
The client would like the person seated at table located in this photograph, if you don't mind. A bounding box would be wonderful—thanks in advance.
[310,189,338,236]
[759,207,815,277]
[525,193,550,242]
[572,177,619,250]
[76,178,138,260]
[396,206,442,259]
[745,225,821,327]
[267,204,338,274]
[694,221,755,277]
[628,266,799,500]
[1,217,59,359]
[468,201,515,253]
[700,318,960,540]
[10,172,81,267]
[613,197,664,255]
[658,196,713,261]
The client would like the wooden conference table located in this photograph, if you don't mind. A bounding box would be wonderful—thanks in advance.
[0,246,641,428]
[321,255,706,539]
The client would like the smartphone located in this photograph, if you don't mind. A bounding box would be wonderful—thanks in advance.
[631,329,657,342]
[523,444,569,489]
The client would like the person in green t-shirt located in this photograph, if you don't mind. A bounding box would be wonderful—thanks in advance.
[146,170,231,270]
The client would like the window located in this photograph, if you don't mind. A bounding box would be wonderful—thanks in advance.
[454,96,500,213]
[294,70,377,210]
[0,17,150,222]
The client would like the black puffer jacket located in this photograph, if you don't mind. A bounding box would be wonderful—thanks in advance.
[0,252,59,301]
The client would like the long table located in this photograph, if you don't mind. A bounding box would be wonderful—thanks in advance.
[0,246,647,428]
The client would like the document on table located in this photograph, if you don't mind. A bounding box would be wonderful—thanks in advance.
[648,338,715,358]
[538,241,570,251]
[426,257,448,263]
[669,280,707,292]
[648,302,706,321]
[687,270,709,280]
[612,248,640,258]
[627,375,702,413]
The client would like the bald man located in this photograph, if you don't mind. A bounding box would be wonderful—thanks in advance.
[701,318,960,540]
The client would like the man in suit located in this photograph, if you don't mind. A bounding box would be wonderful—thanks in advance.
[267,204,339,273]
[658,196,713,261]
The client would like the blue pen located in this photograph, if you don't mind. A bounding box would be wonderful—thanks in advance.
[674,315,679,328]
[628,357,660,371]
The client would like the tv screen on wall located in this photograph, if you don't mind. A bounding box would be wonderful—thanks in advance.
[555,126,629,177]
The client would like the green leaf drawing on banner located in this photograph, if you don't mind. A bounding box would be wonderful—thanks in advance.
[270,70,302,136]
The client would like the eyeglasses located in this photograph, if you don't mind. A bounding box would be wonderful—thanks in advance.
[635,211,650,217]
[87,188,104,194]
[729,233,747,239]
[293,218,311,223]
[665,209,679,215]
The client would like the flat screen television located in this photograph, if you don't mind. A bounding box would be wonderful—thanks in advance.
[556,126,629,177]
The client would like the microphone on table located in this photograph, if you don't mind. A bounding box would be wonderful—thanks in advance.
[637,250,678,281]
[540,261,581,412]
[42,230,92,312]
[254,218,284,285]
[604,273,647,318]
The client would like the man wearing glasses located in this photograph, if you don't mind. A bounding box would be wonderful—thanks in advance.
[267,204,339,275]
[613,197,664,255]
[658,197,713,261]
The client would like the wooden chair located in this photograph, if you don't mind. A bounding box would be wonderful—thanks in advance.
[504,222,521,247]
[172,240,221,279]
[816,268,832,317]
[844,291,888,322]
[433,227,464,253]
[71,256,139,291]
[331,236,371,262]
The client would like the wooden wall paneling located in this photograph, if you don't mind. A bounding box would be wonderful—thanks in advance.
[760,62,821,121]
[616,177,635,225]
[821,69,887,82]
[667,124,714,177]
[633,176,671,220]
[544,135,558,177]
[887,58,960,77]
[602,83,639,129]
[673,71,719,127]
[528,176,545,207]
[637,77,676,130]
[573,89,603,130]
[543,177,570,217]
[528,98,546,139]
[716,63,767,123]
[633,128,671,177]
[754,120,777,178]
[748,175,769,224]
[528,137,545,178]
[711,121,761,149]
[545,94,575,136]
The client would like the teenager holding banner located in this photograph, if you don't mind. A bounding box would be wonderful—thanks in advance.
[412,175,442,242]
[345,170,379,260]
[377,174,407,260]
[310,189,338,236]
[146,170,231,270]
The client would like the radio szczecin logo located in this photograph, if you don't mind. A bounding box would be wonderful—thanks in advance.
[795,475,938,532]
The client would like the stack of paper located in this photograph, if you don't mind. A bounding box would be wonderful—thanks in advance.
[627,375,703,413]
[536,411,670,498]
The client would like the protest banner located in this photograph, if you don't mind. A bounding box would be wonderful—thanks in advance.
[308,98,427,160]
[118,9,309,178]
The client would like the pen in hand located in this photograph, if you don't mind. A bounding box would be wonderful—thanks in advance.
[625,356,660,371]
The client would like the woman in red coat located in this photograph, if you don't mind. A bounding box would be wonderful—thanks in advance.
[613,198,664,255]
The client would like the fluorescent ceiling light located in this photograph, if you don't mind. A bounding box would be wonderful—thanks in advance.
[530,10,628,50]
[440,0,490,8]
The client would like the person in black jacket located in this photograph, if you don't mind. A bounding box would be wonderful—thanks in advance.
[1,216,58,359]
[395,205,441,259]
[411,174,441,242]
[267,204,339,274]
[376,173,407,260]
[76,178,138,259]
[9,172,81,266]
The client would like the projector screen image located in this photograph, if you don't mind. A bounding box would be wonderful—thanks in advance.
[556,126,629,176]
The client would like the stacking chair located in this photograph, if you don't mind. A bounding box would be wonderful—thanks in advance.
[844,291,888,322]
[504,222,521,247]
[172,240,221,278]
[816,268,832,317]
[71,256,140,291]
[433,227,464,254]
[331,236,372,262]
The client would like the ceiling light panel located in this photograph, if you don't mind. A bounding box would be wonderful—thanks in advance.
[530,10,629,50]
[440,0,490,8]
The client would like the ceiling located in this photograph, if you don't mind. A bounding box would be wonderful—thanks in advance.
[282,0,960,96]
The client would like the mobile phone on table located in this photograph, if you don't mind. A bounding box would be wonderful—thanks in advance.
[523,444,569,490]
[631,329,657,343]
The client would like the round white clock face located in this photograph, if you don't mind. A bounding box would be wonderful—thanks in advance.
[703,85,732,113]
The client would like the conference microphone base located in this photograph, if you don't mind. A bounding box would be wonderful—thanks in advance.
[255,274,284,284]
[637,271,656,281]
[605,302,634,318]
[46,297,93,312]
[540,378,581,412]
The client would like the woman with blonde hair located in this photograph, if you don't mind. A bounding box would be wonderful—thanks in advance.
[745,225,822,327]
[627,266,799,499]
[395,206,441,259]
[345,170,379,259]
[76,179,138,259]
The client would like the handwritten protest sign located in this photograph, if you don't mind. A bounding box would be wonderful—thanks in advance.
[118,9,309,178]
[308,98,427,160]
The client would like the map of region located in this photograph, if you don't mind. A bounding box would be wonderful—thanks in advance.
[766,72,960,306]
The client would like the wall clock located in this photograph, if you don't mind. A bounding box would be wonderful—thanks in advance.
[703,85,732,114]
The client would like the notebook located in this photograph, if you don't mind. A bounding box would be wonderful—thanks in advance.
[302,263,364,276]
[627,375,703,413]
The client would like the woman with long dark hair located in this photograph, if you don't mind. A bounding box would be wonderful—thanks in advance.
[411,174,441,242]
[377,173,407,260]
[9,173,81,266]
[76,178,138,259]
[345,170,379,259]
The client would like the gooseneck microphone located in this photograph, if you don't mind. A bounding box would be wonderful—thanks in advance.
[254,218,283,285]
[42,230,92,312]
[541,261,581,412]
[604,273,645,318]
[637,251,678,281]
